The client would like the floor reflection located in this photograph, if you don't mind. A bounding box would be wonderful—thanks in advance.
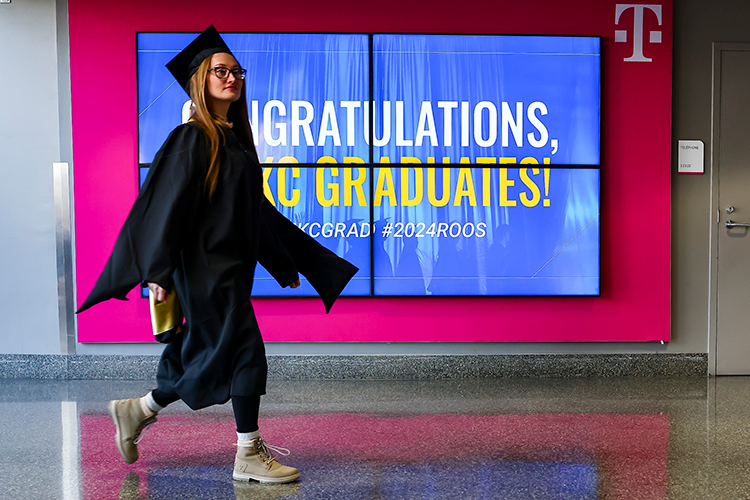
[0,377,721,499]
[79,412,667,499]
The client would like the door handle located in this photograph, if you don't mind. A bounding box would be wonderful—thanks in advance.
[725,219,750,228]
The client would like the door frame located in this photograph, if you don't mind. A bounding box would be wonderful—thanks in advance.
[707,43,750,376]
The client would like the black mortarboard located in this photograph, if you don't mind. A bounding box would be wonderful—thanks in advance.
[166,25,233,93]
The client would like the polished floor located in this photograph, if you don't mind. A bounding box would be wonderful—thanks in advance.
[0,376,748,499]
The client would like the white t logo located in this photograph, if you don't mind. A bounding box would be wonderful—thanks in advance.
[615,4,662,62]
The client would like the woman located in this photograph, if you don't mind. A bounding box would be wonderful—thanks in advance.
[78,26,357,484]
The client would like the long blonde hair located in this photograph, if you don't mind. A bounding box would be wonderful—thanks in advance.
[188,55,256,200]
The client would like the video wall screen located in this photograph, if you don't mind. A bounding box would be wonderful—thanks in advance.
[137,32,601,297]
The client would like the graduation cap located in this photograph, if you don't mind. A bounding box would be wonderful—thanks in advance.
[166,25,234,93]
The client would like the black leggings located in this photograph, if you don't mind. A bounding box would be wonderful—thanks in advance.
[151,389,261,433]
[232,395,261,433]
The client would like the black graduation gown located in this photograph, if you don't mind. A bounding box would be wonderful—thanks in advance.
[78,122,357,410]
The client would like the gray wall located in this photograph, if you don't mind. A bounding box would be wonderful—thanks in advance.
[0,0,69,354]
[0,0,740,357]
[670,0,750,358]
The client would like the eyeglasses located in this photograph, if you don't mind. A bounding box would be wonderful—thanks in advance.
[208,67,247,80]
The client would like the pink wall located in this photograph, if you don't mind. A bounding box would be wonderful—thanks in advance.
[70,0,672,342]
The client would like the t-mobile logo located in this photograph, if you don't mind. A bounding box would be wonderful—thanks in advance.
[615,4,662,62]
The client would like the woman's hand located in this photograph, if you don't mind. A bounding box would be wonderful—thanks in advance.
[148,282,169,303]
[288,279,300,289]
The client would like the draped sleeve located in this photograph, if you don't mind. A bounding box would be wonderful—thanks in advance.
[77,123,206,313]
[258,200,359,313]
[257,199,300,288]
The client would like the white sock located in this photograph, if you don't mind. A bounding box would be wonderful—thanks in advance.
[142,392,163,414]
[237,430,260,442]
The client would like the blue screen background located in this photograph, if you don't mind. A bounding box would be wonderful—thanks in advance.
[138,33,369,164]
[373,167,599,296]
[372,34,600,164]
[137,32,600,297]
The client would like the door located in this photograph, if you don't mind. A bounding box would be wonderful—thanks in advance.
[714,45,750,374]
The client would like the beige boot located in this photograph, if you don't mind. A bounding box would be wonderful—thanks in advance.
[108,398,157,464]
[233,438,300,484]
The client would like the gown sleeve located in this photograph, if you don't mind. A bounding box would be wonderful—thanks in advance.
[257,202,300,288]
[258,199,359,313]
[77,123,206,313]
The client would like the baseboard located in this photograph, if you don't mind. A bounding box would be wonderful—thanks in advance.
[0,353,708,380]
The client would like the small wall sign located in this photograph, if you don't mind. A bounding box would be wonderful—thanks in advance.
[678,140,704,174]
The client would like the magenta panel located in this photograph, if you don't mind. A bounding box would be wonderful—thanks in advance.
[70,0,672,342]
